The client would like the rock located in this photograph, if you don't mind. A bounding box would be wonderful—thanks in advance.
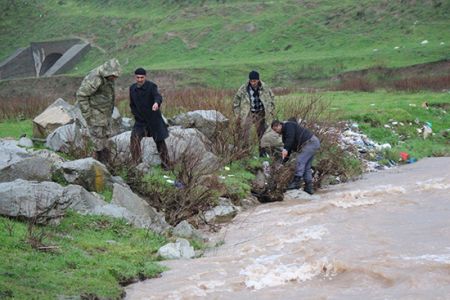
[170,110,228,140]
[239,195,260,209]
[0,179,80,223]
[32,98,86,138]
[45,122,87,153]
[0,139,31,169]
[157,238,195,259]
[284,189,321,201]
[18,137,33,148]
[166,126,219,171]
[110,107,124,136]
[111,183,169,234]
[58,158,113,192]
[29,149,66,166]
[203,198,238,223]
[0,157,53,183]
[121,117,134,131]
[110,131,132,163]
[141,137,164,166]
[260,129,283,149]
[172,220,202,239]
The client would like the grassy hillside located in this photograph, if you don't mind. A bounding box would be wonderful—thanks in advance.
[1,0,449,87]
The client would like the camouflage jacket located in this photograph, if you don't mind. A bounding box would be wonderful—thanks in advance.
[76,58,121,127]
[232,80,275,126]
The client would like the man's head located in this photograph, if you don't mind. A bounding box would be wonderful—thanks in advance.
[248,70,260,89]
[271,120,283,134]
[134,68,147,86]
[99,58,121,79]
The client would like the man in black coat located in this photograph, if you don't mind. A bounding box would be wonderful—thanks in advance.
[129,68,170,169]
[271,120,321,194]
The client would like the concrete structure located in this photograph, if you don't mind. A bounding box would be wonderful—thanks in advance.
[0,39,90,80]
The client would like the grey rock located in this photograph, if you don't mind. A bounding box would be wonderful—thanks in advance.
[33,98,86,138]
[171,110,228,140]
[18,137,33,148]
[0,157,53,183]
[203,198,238,223]
[173,220,202,239]
[0,179,77,223]
[121,117,134,131]
[45,122,87,153]
[109,131,132,163]
[111,183,169,233]
[110,107,124,136]
[157,238,195,259]
[284,189,321,201]
[0,139,31,169]
[58,158,113,192]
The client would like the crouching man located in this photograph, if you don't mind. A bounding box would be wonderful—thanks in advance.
[271,120,320,194]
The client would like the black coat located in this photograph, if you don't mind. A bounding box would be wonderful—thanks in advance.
[129,80,169,142]
[282,121,313,153]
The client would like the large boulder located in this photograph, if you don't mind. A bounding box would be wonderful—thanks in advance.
[203,197,238,223]
[170,110,229,140]
[111,183,169,234]
[0,157,54,183]
[0,180,86,223]
[109,127,219,170]
[32,98,86,138]
[45,122,87,153]
[157,238,195,259]
[0,139,31,169]
[57,158,113,192]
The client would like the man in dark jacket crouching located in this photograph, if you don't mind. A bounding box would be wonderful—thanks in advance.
[271,120,320,194]
[129,68,171,169]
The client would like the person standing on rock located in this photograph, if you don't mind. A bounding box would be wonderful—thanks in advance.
[76,58,121,164]
[233,70,276,157]
[271,120,320,194]
[129,68,170,169]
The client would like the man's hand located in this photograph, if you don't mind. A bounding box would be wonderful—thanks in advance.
[282,149,288,160]
[152,103,159,111]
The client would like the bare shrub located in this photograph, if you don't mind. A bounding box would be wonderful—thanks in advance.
[132,143,223,226]
[389,75,450,92]
[275,93,363,189]
[333,78,375,92]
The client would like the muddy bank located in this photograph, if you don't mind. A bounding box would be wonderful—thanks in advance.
[125,157,450,299]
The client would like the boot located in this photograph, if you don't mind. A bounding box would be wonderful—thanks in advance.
[304,181,314,195]
[287,176,302,190]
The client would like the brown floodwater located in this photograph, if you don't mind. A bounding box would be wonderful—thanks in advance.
[125,157,450,300]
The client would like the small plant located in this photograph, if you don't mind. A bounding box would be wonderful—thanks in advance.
[99,188,113,203]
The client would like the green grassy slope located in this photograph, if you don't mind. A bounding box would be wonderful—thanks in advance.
[1,0,449,87]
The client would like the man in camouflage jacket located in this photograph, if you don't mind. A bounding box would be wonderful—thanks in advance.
[76,58,121,163]
[233,70,275,156]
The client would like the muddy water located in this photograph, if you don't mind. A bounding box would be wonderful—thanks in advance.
[125,158,450,300]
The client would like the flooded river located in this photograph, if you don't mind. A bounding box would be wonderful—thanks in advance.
[125,157,450,299]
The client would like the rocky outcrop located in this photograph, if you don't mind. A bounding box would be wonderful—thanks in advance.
[0,156,54,183]
[0,139,31,169]
[45,122,87,153]
[57,157,113,192]
[203,198,238,223]
[32,98,86,138]
[171,110,228,140]
[111,183,169,234]
[157,238,195,259]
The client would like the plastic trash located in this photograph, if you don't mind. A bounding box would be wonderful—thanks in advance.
[400,152,409,161]
[407,158,417,163]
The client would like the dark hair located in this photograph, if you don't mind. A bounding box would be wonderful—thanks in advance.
[134,68,146,75]
[271,120,282,128]
[249,70,260,80]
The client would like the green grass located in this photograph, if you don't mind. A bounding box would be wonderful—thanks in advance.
[0,211,167,299]
[0,119,32,138]
[278,90,450,159]
[1,0,449,87]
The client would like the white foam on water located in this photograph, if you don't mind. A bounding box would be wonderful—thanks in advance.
[240,259,329,290]
[284,225,329,244]
[401,254,450,264]
[415,178,450,191]
[330,185,406,208]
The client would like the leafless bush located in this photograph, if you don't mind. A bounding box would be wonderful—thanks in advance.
[1,217,16,237]
[333,78,375,92]
[389,75,450,92]
[275,93,363,189]
[133,142,223,226]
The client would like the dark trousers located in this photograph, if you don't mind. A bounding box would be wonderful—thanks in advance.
[130,126,170,169]
[242,110,266,154]
[294,135,320,182]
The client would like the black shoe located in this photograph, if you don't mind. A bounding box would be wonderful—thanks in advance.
[304,181,314,195]
[287,176,302,190]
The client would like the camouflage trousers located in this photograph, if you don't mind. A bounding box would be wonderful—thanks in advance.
[88,125,110,152]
